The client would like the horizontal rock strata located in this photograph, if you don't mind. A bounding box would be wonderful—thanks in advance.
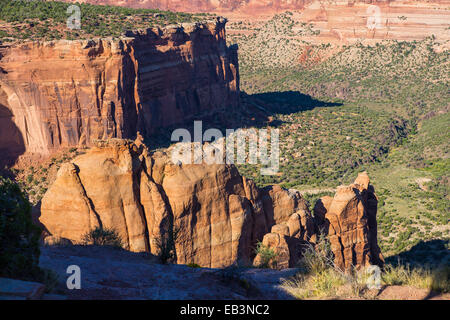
[0,19,239,156]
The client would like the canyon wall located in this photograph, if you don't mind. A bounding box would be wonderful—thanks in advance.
[40,138,384,270]
[65,0,450,14]
[0,19,239,158]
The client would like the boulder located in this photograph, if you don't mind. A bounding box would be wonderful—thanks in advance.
[313,195,333,228]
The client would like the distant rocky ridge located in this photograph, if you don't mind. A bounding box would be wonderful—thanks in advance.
[60,1,413,13]
[0,18,239,159]
[60,1,450,44]
[62,0,314,12]
[62,0,450,16]
[40,138,384,271]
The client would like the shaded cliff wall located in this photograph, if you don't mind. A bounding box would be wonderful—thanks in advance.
[0,19,239,156]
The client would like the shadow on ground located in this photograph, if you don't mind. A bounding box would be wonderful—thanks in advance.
[385,239,449,300]
[39,245,297,299]
[248,91,343,115]
[145,91,343,150]
[385,239,449,268]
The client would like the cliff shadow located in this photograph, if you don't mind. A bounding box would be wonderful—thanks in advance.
[245,90,343,116]
[145,90,342,150]
[385,239,449,269]
[0,103,25,170]
[384,239,449,300]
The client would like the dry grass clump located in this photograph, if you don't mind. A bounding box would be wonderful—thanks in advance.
[382,263,449,293]
[282,268,346,299]
[282,235,449,299]
[282,234,370,299]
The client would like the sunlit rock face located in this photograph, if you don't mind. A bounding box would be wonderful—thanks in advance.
[40,138,384,270]
[315,172,385,272]
[40,139,315,268]
[0,19,239,156]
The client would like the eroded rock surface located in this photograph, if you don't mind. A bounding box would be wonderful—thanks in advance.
[40,138,383,270]
[40,139,314,268]
[0,19,239,155]
[314,172,384,272]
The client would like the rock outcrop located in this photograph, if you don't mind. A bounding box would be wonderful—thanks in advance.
[315,172,384,272]
[40,139,315,268]
[40,138,384,270]
[0,19,239,156]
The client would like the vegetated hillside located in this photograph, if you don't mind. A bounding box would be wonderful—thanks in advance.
[228,13,449,264]
[0,0,214,42]
[228,12,322,70]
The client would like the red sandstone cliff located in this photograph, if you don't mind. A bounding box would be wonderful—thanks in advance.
[40,138,383,270]
[0,18,239,158]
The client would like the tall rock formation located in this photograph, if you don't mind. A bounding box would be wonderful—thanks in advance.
[40,139,384,270]
[0,19,239,157]
[40,139,315,268]
[314,172,384,272]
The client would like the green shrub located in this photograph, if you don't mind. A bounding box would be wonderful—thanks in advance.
[37,268,60,293]
[186,262,201,268]
[0,177,41,280]
[255,242,278,268]
[82,226,123,248]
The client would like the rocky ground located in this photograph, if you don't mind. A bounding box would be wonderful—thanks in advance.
[39,245,297,300]
[38,245,449,300]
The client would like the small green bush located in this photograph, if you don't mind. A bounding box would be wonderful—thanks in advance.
[255,242,278,268]
[37,268,60,293]
[186,262,201,268]
[82,226,123,248]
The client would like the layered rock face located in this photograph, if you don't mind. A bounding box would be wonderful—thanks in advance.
[70,1,442,14]
[40,139,314,268]
[0,19,239,156]
[40,139,384,270]
[315,172,384,272]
